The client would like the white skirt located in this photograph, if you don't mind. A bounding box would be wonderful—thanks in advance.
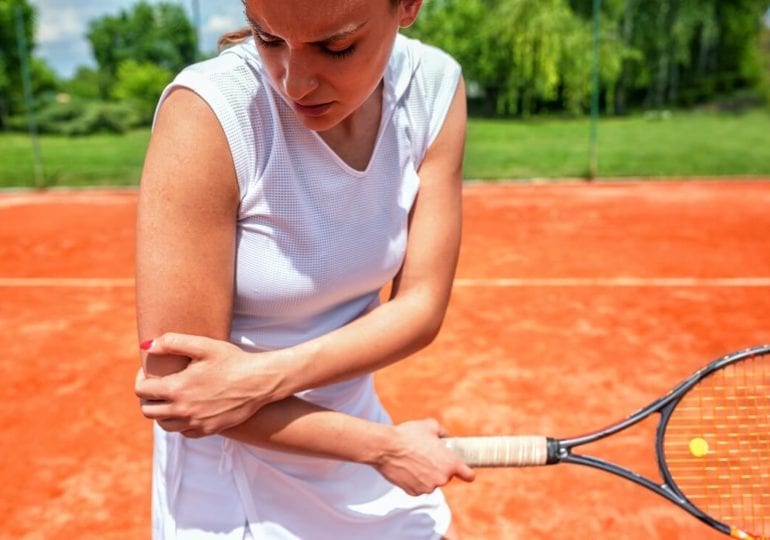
[151,374,452,539]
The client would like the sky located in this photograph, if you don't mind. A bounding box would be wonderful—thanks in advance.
[29,0,246,78]
[28,1,770,80]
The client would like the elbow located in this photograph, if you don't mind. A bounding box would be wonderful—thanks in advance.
[411,306,448,351]
[393,284,452,351]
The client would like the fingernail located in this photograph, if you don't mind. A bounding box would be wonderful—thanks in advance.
[140,339,154,351]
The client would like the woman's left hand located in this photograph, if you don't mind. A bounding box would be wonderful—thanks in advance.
[134,333,284,438]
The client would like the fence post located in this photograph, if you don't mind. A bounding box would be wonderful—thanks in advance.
[588,0,602,181]
[14,4,45,189]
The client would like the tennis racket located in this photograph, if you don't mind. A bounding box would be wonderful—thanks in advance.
[443,344,770,539]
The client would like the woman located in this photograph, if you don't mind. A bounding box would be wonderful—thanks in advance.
[134,0,473,537]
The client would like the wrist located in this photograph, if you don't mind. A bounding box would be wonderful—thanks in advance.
[248,347,305,404]
[358,423,402,467]
[266,341,323,398]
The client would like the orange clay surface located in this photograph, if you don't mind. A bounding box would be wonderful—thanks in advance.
[1,181,769,540]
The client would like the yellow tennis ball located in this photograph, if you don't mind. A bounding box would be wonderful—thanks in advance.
[689,437,709,457]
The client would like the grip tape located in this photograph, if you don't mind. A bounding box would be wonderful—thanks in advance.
[443,436,551,467]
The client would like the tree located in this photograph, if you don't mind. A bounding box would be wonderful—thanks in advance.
[0,0,36,128]
[111,60,173,124]
[87,1,197,98]
[409,0,770,116]
[580,0,769,111]
[409,0,625,116]
[63,67,101,101]
[407,0,500,113]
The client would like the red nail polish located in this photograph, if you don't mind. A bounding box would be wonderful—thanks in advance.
[140,339,154,351]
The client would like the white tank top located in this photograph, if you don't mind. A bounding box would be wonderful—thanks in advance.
[151,34,462,539]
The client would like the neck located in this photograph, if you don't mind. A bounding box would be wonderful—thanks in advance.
[318,81,384,171]
[328,81,383,138]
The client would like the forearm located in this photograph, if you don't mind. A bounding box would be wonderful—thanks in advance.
[267,289,450,400]
[221,394,476,498]
[221,394,395,466]
[263,78,467,401]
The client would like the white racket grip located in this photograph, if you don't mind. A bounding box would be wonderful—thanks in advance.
[443,436,551,467]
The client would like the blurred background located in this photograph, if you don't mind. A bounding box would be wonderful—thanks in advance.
[1,0,769,187]
[1,4,769,539]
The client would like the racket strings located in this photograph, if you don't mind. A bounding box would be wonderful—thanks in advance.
[664,352,770,539]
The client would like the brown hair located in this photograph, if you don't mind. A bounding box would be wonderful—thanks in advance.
[218,28,252,51]
[218,0,403,51]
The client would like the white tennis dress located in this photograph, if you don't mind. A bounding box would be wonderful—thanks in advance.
[151,34,462,539]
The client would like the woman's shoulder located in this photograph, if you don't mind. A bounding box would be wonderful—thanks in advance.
[154,39,272,195]
[387,34,462,108]
[391,34,461,81]
[386,35,463,163]
[174,38,266,96]
[156,38,273,144]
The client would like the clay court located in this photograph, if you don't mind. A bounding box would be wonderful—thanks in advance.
[1,180,769,539]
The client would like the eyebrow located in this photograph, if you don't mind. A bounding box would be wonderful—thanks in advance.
[245,15,366,45]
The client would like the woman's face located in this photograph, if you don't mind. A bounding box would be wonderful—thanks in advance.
[244,0,420,132]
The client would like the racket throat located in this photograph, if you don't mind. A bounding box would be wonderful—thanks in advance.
[546,438,561,464]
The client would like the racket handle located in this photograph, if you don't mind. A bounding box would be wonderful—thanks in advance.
[443,436,555,467]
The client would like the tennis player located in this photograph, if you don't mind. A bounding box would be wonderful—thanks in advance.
[134,0,474,537]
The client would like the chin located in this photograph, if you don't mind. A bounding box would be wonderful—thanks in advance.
[298,117,333,133]
[297,111,346,133]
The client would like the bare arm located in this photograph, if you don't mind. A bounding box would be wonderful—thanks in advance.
[138,78,468,427]
[269,77,468,395]
[136,87,238,377]
[136,84,473,493]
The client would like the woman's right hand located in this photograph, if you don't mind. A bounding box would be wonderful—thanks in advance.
[135,333,286,437]
[373,419,476,496]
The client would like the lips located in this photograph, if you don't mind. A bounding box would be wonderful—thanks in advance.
[293,101,333,117]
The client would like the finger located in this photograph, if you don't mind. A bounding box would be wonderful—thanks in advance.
[141,332,216,358]
[134,374,174,401]
[139,398,168,407]
[455,462,476,483]
[140,401,176,420]
[424,417,447,438]
[135,367,145,387]
[156,418,191,433]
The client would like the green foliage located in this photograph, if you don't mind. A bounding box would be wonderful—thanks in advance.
[111,60,173,124]
[0,0,35,125]
[63,67,101,100]
[408,0,770,116]
[29,56,58,97]
[87,1,197,98]
[7,99,141,136]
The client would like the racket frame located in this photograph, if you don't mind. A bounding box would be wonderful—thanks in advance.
[505,345,769,539]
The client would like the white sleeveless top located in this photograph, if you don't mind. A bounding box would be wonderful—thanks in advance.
[151,34,462,539]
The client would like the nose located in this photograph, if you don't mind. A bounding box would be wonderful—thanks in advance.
[282,51,319,101]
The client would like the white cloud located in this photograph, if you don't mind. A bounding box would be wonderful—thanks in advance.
[199,5,245,54]
[30,0,247,77]
[205,14,241,34]
[35,6,84,43]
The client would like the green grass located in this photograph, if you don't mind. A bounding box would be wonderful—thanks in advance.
[1,108,769,187]
[0,130,150,188]
[465,109,770,180]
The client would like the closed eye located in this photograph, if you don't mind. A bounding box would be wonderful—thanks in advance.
[323,44,356,59]
[253,31,356,60]
[253,30,282,48]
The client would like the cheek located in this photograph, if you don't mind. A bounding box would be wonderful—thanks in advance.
[330,58,383,93]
